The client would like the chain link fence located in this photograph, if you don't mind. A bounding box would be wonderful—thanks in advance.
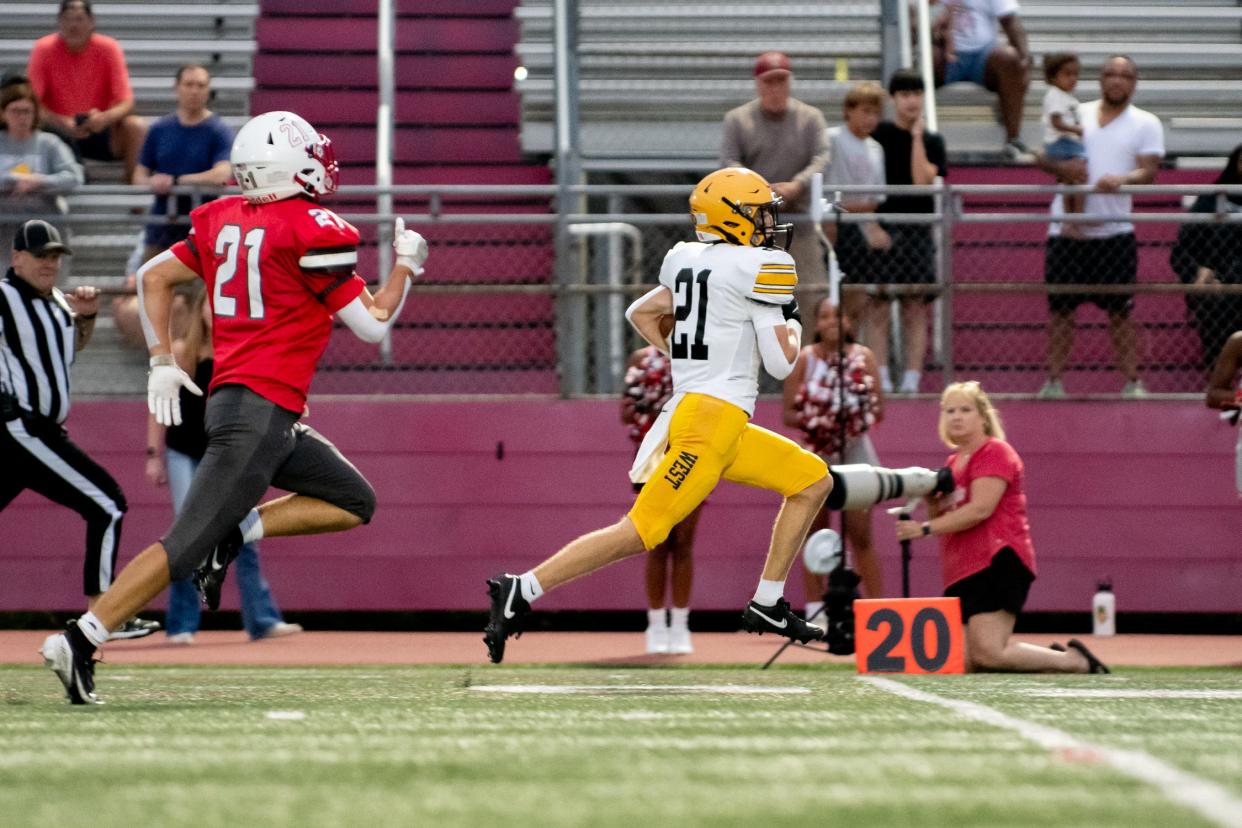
[4,182,1240,399]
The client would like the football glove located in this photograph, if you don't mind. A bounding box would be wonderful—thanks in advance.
[147,360,203,427]
[781,297,801,324]
[393,217,428,275]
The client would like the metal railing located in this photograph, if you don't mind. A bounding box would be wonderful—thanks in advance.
[5,181,1240,398]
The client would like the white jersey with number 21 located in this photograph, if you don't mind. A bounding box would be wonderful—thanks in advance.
[657,241,797,416]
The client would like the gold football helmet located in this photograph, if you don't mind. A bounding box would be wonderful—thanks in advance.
[689,167,793,249]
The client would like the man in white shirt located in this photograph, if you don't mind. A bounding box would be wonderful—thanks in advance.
[931,0,1033,160]
[1036,55,1165,398]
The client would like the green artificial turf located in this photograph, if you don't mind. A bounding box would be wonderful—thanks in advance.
[2,665,1239,827]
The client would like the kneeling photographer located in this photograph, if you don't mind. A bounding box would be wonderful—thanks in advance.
[894,381,1109,674]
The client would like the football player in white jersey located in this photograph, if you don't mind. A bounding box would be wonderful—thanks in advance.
[484,168,833,663]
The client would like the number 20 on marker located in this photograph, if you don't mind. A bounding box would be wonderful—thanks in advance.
[854,598,966,674]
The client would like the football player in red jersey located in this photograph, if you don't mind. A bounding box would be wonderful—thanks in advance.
[40,111,429,704]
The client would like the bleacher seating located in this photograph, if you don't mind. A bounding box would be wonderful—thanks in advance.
[513,0,1242,164]
[2,1,259,396]
[254,0,558,394]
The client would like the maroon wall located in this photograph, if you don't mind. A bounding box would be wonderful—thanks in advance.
[2,399,1237,614]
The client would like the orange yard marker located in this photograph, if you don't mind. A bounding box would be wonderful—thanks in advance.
[854,597,966,674]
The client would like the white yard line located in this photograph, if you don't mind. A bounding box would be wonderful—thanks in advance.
[860,676,1242,828]
[1023,689,1242,699]
[470,684,811,695]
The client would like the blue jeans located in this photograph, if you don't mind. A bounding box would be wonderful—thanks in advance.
[944,44,994,86]
[1044,136,1086,161]
[164,448,285,639]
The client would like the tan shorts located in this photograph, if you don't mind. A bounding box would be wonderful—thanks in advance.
[627,393,828,549]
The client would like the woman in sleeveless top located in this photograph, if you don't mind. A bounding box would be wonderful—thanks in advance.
[783,298,885,617]
[622,344,702,654]
[144,288,300,643]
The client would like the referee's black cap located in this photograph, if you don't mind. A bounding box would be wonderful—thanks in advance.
[13,220,72,257]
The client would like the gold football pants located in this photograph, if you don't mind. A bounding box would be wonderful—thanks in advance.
[627,393,828,550]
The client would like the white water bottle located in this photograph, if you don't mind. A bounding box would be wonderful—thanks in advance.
[1092,580,1115,637]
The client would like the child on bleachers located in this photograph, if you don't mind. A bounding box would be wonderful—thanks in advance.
[1041,52,1086,224]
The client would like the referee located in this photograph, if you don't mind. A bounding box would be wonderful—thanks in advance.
[0,219,158,639]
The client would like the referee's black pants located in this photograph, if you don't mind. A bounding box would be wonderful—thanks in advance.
[0,414,127,596]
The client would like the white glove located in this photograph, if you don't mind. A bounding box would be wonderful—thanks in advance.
[147,362,203,427]
[393,217,428,275]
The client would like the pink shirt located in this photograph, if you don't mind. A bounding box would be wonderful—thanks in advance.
[939,437,1036,588]
[27,33,133,117]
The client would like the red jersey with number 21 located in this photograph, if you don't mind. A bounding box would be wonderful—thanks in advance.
[171,195,365,413]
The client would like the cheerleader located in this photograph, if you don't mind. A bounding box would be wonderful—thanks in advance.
[782,298,885,615]
[622,345,703,654]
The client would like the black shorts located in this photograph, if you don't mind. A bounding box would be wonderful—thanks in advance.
[834,223,877,284]
[944,547,1035,622]
[74,127,116,162]
[161,385,376,579]
[870,222,938,302]
[1044,233,1137,316]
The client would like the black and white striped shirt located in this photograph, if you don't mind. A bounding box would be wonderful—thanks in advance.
[0,270,76,424]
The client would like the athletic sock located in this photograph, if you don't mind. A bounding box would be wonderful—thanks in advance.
[901,369,921,393]
[517,571,543,604]
[879,366,893,392]
[240,509,263,544]
[752,579,785,607]
[647,608,667,629]
[804,600,825,622]
[669,606,690,630]
[74,612,108,651]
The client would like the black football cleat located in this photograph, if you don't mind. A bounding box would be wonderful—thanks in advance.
[193,527,244,611]
[483,575,530,664]
[741,598,825,644]
[40,623,101,705]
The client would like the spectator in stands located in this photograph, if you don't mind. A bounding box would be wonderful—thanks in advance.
[622,345,701,654]
[1041,52,1086,221]
[1036,55,1164,399]
[824,82,890,330]
[895,381,1108,673]
[722,51,830,322]
[931,0,1033,161]
[146,287,301,645]
[27,0,147,182]
[783,297,885,614]
[1169,145,1242,372]
[111,64,233,349]
[133,65,233,264]
[0,79,83,273]
[871,69,947,394]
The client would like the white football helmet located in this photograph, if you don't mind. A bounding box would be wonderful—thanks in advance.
[230,111,339,204]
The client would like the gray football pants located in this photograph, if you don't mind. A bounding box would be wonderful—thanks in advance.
[161,385,376,580]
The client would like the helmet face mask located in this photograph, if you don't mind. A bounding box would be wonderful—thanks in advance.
[690,167,794,250]
[231,111,339,204]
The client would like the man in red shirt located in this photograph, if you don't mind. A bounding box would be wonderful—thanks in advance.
[40,111,430,704]
[26,0,147,181]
